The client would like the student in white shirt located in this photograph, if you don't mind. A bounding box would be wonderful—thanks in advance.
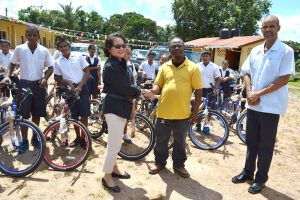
[0,39,14,96]
[86,44,101,99]
[139,51,159,80]
[54,39,90,148]
[219,60,235,99]
[1,26,54,150]
[232,15,295,194]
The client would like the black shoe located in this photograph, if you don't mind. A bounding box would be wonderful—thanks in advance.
[248,182,265,194]
[112,172,131,179]
[31,136,40,149]
[232,173,253,184]
[101,178,120,193]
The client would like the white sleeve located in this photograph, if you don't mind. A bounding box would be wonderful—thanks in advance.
[10,47,20,64]
[214,65,221,78]
[53,60,62,76]
[80,56,89,69]
[279,47,295,76]
[45,49,54,68]
[139,62,145,70]
[241,55,251,77]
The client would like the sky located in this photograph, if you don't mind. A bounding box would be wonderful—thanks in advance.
[0,0,299,42]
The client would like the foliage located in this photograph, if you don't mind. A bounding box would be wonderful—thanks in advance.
[172,0,272,41]
[285,41,300,72]
[18,4,174,43]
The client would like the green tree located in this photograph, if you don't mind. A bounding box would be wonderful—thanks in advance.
[58,2,82,30]
[172,0,272,41]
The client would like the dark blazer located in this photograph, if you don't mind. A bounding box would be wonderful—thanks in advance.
[102,56,141,119]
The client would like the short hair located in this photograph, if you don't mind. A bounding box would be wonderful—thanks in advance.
[57,38,71,48]
[169,37,184,46]
[222,60,229,65]
[88,44,96,50]
[262,15,280,26]
[202,50,212,56]
[25,26,39,36]
[104,32,126,57]
[147,51,156,56]
[0,39,11,46]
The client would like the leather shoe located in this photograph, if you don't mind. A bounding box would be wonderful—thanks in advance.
[248,182,265,194]
[149,163,164,175]
[111,172,131,179]
[101,178,120,193]
[232,173,253,184]
[173,167,190,178]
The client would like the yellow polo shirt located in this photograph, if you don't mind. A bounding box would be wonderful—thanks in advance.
[155,58,202,119]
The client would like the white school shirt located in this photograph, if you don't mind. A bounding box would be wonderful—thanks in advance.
[53,50,62,60]
[220,68,234,78]
[86,55,101,66]
[139,60,159,79]
[10,42,54,81]
[0,50,13,75]
[197,61,221,88]
[54,53,88,84]
[241,38,295,114]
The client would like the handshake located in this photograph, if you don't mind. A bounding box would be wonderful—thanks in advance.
[141,89,155,100]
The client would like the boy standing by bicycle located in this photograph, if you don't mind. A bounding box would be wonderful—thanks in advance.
[54,39,90,148]
[1,26,53,149]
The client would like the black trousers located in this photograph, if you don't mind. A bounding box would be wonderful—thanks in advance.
[154,118,190,168]
[244,109,280,183]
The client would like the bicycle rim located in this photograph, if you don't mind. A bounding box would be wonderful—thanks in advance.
[188,110,229,150]
[236,111,247,144]
[43,119,91,171]
[0,120,45,177]
[118,114,155,160]
[88,99,104,139]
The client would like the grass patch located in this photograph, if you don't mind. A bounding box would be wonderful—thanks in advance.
[288,80,300,87]
[66,188,75,193]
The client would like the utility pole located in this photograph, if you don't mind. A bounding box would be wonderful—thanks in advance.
[5,8,8,17]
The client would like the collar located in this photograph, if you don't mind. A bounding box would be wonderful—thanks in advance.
[166,57,189,69]
[25,41,40,51]
[261,38,281,52]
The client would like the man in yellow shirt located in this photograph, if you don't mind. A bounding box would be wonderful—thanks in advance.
[148,37,202,178]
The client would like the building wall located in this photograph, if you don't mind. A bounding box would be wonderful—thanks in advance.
[239,41,264,70]
[0,19,58,52]
[214,48,226,66]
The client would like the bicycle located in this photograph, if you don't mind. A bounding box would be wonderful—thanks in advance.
[43,86,92,171]
[235,110,247,144]
[188,90,230,150]
[0,83,46,177]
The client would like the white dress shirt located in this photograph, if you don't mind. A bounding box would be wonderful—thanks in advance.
[198,61,221,88]
[10,42,54,81]
[0,50,13,75]
[54,53,88,84]
[241,38,295,114]
[139,60,159,79]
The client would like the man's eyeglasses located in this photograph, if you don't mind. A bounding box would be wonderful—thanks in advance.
[112,44,126,49]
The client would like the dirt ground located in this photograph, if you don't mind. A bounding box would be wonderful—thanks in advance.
[0,85,299,200]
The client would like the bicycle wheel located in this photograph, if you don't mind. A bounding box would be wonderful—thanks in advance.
[188,110,229,150]
[118,113,155,160]
[236,110,247,144]
[88,99,106,139]
[220,97,235,122]
[45,93,55,122]
[0,119,45,177]
[43,118,92,171]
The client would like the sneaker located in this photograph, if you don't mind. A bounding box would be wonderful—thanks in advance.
[202,124,211,136]
[18,139,29,154]
[31,136,40,149]
[195,123,201,132]
[123,133,132,143]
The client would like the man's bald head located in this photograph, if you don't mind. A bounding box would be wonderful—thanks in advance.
[262,15,280,26]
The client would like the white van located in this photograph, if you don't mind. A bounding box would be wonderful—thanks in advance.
[70,43,98,57]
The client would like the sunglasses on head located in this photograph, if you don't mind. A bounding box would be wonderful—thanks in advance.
[113,44,126,49]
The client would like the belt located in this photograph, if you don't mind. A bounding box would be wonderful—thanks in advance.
[20,79,40,84]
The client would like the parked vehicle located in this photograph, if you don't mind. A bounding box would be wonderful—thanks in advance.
[129,49,148,65]
[70,43,98,57]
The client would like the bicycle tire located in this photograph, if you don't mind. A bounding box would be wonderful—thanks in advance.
[118,113,155,161]
[45,93,55,122]
[0,119,45,177]
[43,118,92,171]
[188,110,229,150]
[88,99,106,139]
[236,110,247,144]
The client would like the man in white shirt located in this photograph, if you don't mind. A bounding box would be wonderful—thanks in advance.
[232,15,295,194]
[197,51,221,98]
[219,60,235,99]
[54,39,90,148]
[0,39,14,96]
[139,51,159,80]
[1,26,54,150]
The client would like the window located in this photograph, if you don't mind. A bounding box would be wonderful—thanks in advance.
[21,36,25,44]
[0,31,7,40]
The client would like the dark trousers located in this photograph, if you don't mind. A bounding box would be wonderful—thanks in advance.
[154,118,190,168]
[244,109,280,183]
